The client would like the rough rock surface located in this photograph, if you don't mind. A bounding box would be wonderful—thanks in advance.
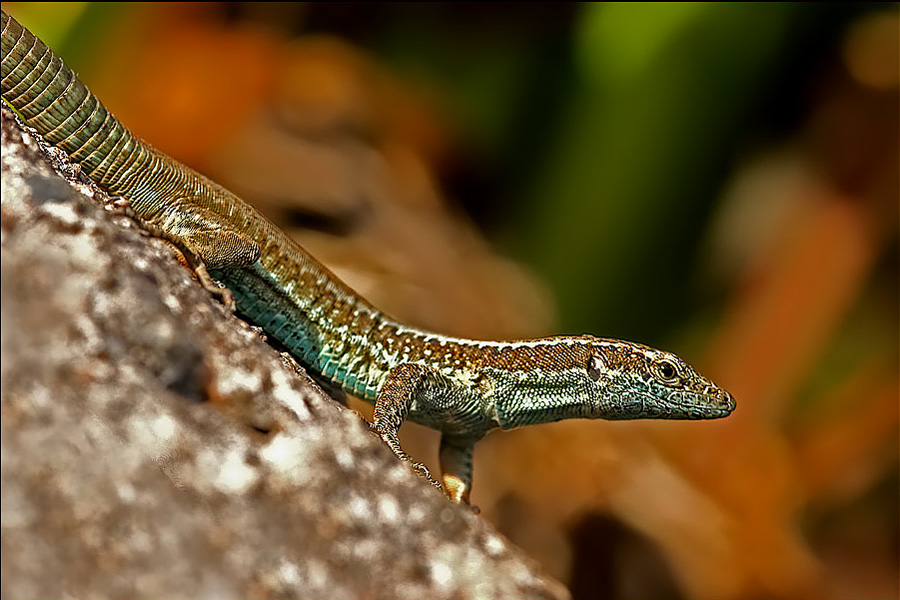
[0,106,568,600]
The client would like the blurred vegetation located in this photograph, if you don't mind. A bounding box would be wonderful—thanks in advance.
[295,3,888,341]
[4,3,897,599]
[9,2,892,337]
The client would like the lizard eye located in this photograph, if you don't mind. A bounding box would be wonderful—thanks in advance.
[655,359,679,382]
[587,354,605,382]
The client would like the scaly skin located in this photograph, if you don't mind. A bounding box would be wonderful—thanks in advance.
[0,11,735,503]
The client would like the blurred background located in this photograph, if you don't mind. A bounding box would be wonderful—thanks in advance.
[5,3,897,599]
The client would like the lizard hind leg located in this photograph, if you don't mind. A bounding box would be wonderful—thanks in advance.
[159,203,262,271]
[136,204,261,310]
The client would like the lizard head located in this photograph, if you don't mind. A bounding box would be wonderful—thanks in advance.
[585,338,735,420]
[488,336,734,429]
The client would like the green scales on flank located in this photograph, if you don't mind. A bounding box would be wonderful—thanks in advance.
[0,11,735,504]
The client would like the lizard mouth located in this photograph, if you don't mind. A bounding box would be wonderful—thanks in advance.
[721,391,737,413]
[652,390,736,420]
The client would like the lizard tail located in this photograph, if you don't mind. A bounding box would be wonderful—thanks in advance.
[0,11,152,197]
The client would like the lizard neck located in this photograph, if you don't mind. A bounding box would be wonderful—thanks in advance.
[449,339,599,430]
[488,364,597,430]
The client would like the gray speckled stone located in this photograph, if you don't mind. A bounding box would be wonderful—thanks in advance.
[0,106,568,600]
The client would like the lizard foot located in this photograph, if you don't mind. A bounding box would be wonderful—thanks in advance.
[440,473,471,505]
[373,426,444,490]
[192,262,236,311]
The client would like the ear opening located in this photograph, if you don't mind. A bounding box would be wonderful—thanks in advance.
[587,354,606,382]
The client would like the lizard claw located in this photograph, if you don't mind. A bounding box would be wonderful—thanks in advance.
[406,460,443,489]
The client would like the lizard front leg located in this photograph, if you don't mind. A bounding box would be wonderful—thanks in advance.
[373,362,461,495]
[439,434,478,504]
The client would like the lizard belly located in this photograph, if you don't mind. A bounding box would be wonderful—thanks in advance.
[406,372,496,438]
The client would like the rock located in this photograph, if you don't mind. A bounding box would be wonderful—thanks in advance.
[0,106,567,600]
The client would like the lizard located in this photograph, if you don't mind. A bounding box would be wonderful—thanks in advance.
[0,11,735,504]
